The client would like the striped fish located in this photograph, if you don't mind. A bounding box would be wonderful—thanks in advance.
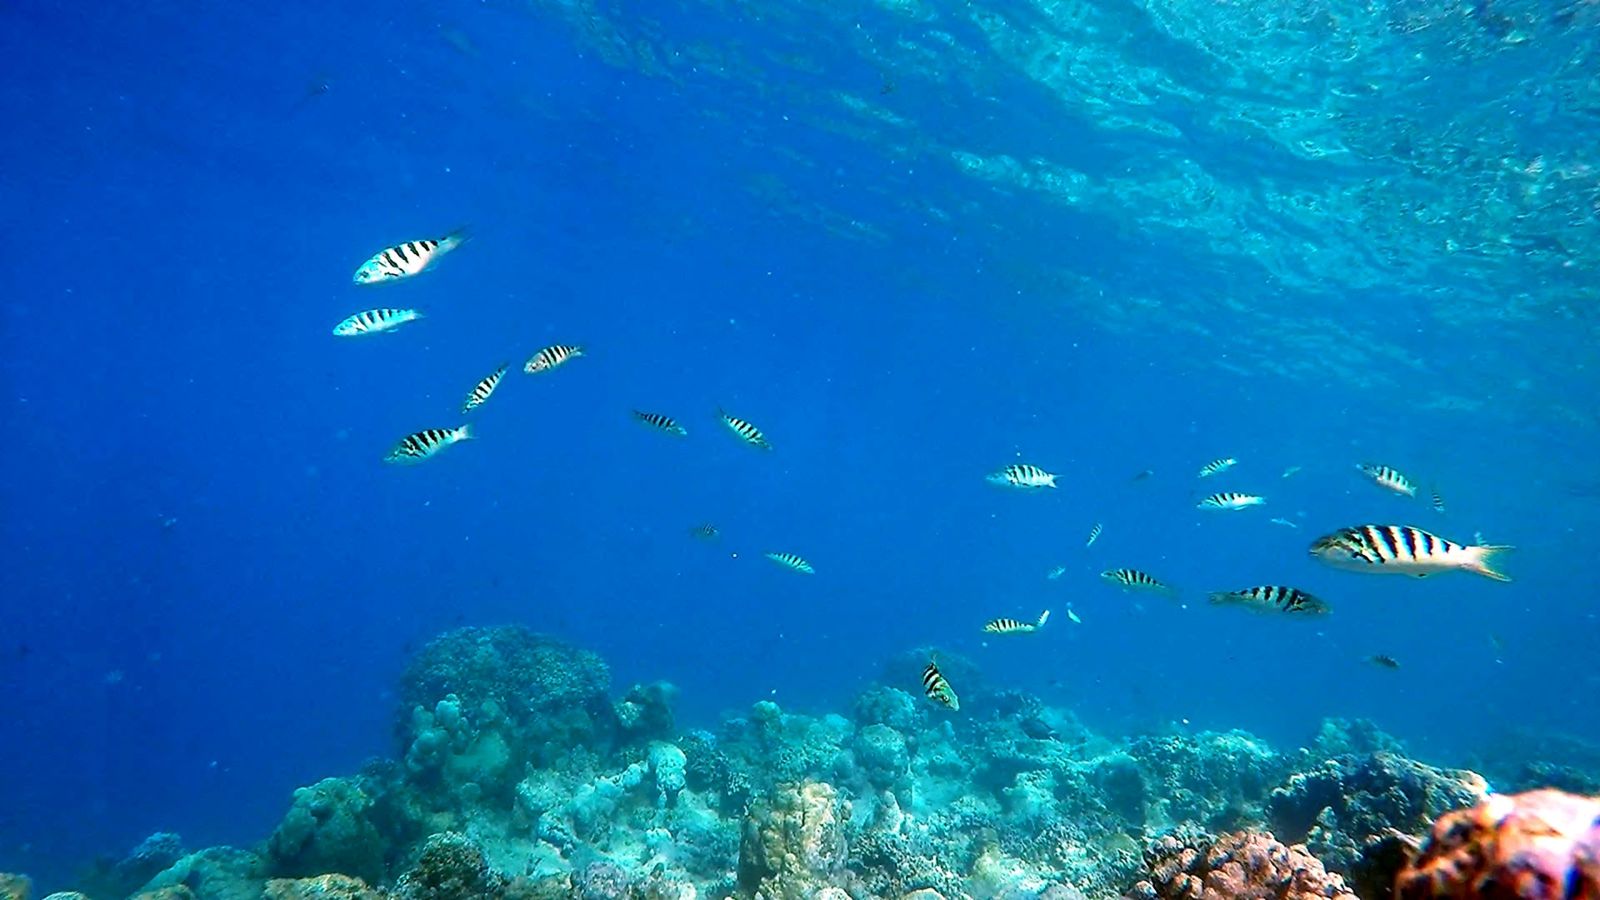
[1085,522,1103,548]
[332,308,423,336]
[524,344,583,374]
[353,230,468,284]
[1208,585,1329,615]
[986,463,1057,489]
[1369,654,1401,670]
[983,609,1051,635]
[1309,524,1512,582]
[1429,487,1446,514]
[719,409,771,449]
[921,660,959,710]
[1357,463,1417,497]
[689,523,719,541]
[384,424,473,464]
[1101,568,1174,595]
[1045,565,1067,580]
[764,551,813,574]
[1198,492,1265,510]
[633,410,687,436]
[462,364,508,413]
[1198,457,1237,478]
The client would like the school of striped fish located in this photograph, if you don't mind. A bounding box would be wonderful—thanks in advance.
[333,230,1515,713]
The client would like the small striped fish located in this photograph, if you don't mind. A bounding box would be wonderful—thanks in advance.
[1309,524,1512,582]
[1357,463,1417,497]
[986,463,1057,489]
[1085,522,1103,548]
[983,609,1050,635]
[921,660,959,710]
[633,410,686,436]
[764,551,813,574]
[720,409,771,449]
[524,344,583,374]
[1045,565,1067,580]
[1101,568,1174,595]
[1369,654,1401,670]
[332,308,423,336]
[689,523,719,540]
[1208,585,1329,615]
[384,424,473,464]
[1198,457,1237,478]
[1429,487,1446,514]
[353,230,468,284]
[1198,492,1265,510]
[462,364,508,413]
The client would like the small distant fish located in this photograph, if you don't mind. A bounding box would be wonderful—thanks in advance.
[1270,517,1300,529]
[1065,608,1082,624]
[1198,457,1237,478]
[1198,492,1265,510]
[1101,568,1174,595]
[384,425,473,464]
[1045,565,1067,580]
[983,609,1051,635]
[524,344,583,374]
[632,410,687,436]
[719,409,772,450]
[462,364,508,413]
[689,523,720,540]
[987,463,1057,489]
[1309,524,1512,581]
[921,660,959,710]
[332,308,424,336]
[1085,522,1103,548]
[764,551,814,574]
[1357,463,1417,497]
[1281,466,1302,479]
[1429,487,1446,514]
[1368,654,1401,670]
[1131,469,1154,482]
[353,230,468,284]
[1208,585,1329,615]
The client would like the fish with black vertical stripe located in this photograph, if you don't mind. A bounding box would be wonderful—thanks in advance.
[1197,492,1265,510]
[633,410,687,436]
[332,308,424,336]
[986,463,1057,489]
[719,409,771,449]
[524,344,583,374]
[1100,568,1176,596]
[921,660,959,710]
[1207,585,1329,615]
[384,424,473,464]
[1429,487,1446,514]
[1356,463,1417,497]
[1309,524,1511,581]
[764,552,814,574]
[353,230,469,284]
[462,364,508,413]
[983,609,1051,634]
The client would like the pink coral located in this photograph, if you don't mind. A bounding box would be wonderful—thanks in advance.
[1127,831,1357,900]
[1394,789,1600,900]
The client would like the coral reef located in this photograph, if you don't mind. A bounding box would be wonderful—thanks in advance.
[1394,789,1600,900]
[263,874,384,900]
[0,874,30,900]
[1125,830,1358,900]
[267,777,386,883]
[736,780,850,899]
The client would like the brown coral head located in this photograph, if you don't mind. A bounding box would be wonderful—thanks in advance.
[1395,789,1600,900]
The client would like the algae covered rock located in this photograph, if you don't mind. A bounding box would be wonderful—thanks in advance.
[391,832,506,900]
[134,847,267,900]
[266,776,386,883]
[737,780,851,899]
[263,874,384,900]
[0,874,29,900]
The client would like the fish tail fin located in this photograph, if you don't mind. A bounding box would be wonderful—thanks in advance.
[1037,609,1051,627]
[1206,592,1229,606]
[440,226,472,251]
[1466,545,1513,582]
[457,424,475,441]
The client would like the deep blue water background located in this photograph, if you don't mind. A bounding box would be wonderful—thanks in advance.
[3,0,1597,890]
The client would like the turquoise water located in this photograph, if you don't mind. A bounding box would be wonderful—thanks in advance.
[3,0,1598,891]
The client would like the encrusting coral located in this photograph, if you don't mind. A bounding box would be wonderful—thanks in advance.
[1124,831,1358,900]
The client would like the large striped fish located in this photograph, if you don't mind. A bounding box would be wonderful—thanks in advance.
[384,425,473,464]
[1197,492,1265,511]
[983,609,1051,634]
[986,463,1057,489]
[353,230,468,284]
[524,344,583,374]
[921,660,959,710]
[1208,585,1329,615]
[1309,524,1511,582]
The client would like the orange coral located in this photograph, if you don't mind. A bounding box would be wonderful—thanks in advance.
[1394,789,1600,900]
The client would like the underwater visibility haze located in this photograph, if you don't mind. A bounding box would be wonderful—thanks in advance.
[3,0,1600,897]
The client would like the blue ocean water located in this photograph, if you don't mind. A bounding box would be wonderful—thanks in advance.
[3,0,1598,890]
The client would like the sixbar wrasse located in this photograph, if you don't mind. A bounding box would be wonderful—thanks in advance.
[633,410,687,436]
[353,230,468,284]
[1357,463,1417,497]
[689,523,719,540]
[1198,457,1237,478]
[983,609,1051,634]
[1309,524,1512,581]
[1369,654,1401,670]
[1198,492,1265,510]
[525,344,583,374]
[384,425,473,464]
[719,409,771,449]
[1101,568,1174,595]
[986,463,1057,489]
[764,552,814,574]
[1085,522,1103,548]
[332,308,423,336]
[462,364,508,413]
[1429,487,1446,514]
[1208,585,1328,615]
[921,660,959,710]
